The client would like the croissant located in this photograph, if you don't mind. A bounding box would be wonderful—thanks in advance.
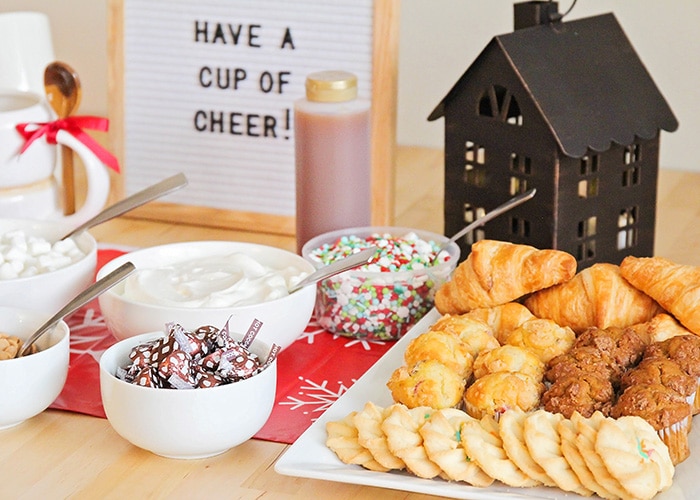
[619,255,700,335]
[524,263,664,334]
[628,313,694,344]
[434,240,577,315]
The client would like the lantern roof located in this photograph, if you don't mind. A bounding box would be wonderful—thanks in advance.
[428,11,678,158]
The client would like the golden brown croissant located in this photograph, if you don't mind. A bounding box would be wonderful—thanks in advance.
[628,313,694,344]
[434,240,577,315]
[619,255,700,335]
[524,263,664,334]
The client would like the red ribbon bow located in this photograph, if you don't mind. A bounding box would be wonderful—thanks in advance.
[15,116,120,173]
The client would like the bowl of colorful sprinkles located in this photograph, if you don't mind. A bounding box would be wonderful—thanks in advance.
[301,226,459,341]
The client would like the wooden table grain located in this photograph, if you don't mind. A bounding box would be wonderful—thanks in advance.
[3,146,699,499]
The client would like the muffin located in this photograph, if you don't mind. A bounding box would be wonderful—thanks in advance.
[644,335,700,413]
[404,329,474,380]
[462,302,536,344]
[472,344,545,381]
[542,372,615,418]
[611,383,692,465]
[574,326,646,371]
[621,357,697,412]
[387,359,466,409]
[463,371,544,420]
[430,314,494,339]
[643,334,700,378]
[545,346,618,384]
[504,318,575,364]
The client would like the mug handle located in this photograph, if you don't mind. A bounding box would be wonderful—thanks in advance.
[50,128,111,226]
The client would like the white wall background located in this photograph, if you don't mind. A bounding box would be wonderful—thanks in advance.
[1,0,697,170]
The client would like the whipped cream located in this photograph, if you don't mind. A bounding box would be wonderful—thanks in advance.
[119,253,309,307]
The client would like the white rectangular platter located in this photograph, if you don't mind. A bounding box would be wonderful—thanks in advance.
[275,308,699,499]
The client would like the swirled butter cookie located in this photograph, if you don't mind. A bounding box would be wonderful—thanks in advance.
[460,414,540,487]
[595,415,674,500]
[381,404,443,479]
[353,401,405,470]
[326,411,389,472]
[523,409,592,496]
[419,408,493,486]
[498,408,555,486]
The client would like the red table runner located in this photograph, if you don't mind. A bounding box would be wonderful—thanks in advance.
[50,247,394,444]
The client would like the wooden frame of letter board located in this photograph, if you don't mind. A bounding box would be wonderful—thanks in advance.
[106,0,399,235]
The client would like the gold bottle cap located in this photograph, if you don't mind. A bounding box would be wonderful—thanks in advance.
[305,70,358,102]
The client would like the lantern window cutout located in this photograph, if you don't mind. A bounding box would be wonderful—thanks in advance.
[463,203,486,245]
[622,165,641,187]
[510,216,531,237]
[479,85,523,125]
[510,153,531,195]
[577,215,598,261]
[465,141,487,187]
[617,206,639,250]
[624,144,641,164]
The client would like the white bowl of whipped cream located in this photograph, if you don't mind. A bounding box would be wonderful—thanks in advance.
[96,241,316,350]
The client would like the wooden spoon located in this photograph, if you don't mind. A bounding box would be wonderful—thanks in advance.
[44,61,82,215]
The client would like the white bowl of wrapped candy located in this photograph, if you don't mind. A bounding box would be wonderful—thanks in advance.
[0,306,70,429]
[97,241,316,350]
[0,218,97,313]
[99,320,277,459]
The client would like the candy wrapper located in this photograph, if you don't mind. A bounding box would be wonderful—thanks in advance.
[117,318,279,389]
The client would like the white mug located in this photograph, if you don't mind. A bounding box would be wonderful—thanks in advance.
[0,11,55,95]
[0,91,110,225]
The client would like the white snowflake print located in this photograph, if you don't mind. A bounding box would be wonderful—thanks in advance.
[298,322,327,344]
[279,377,356,418]
[66,307,112,363]
[299,318,387,351]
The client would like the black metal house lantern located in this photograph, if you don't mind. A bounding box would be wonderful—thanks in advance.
[428,1,678,269]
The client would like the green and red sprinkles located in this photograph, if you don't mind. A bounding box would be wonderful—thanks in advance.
[308,232,454,341]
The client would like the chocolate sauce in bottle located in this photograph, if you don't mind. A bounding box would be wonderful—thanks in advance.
[294,70,371,254]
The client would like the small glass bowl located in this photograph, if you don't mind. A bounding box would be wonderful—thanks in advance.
[301,226,460,341]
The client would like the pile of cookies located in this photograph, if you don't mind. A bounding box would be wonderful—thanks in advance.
[325,239,700,497]
[326,402,673,500]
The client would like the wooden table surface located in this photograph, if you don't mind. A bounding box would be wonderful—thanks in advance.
[3,146,699,499]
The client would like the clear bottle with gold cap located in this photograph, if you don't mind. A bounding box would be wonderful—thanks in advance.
[294,70,371,253]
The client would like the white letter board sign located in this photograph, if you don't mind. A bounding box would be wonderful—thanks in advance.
[108,0,398,235]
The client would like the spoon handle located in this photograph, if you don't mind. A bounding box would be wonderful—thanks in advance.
[289,246,378,294]
[18,262,136,357]
[60,173,188,240]
[439,188,537,254]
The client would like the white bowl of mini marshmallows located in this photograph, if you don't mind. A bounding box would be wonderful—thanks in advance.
[0,219,97,312]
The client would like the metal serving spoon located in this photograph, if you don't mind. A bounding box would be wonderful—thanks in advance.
[16,262,136,357]
[288,246,377,294]
[433,188,537,261]
[45,61,82,216]
[59,173,188,240]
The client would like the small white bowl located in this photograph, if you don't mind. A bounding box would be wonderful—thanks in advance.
[97,241,316,350]
[0,306,70,429]
[0,218,97,312]
[99,330,276,459]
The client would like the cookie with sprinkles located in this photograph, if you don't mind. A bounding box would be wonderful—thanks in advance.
[419,408,493,486]
[354,402,406,471]
[595,415,674,500]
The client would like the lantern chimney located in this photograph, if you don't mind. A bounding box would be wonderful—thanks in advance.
[514,1,560,30]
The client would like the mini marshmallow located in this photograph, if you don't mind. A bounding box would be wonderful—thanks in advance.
[0,230,86,280]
